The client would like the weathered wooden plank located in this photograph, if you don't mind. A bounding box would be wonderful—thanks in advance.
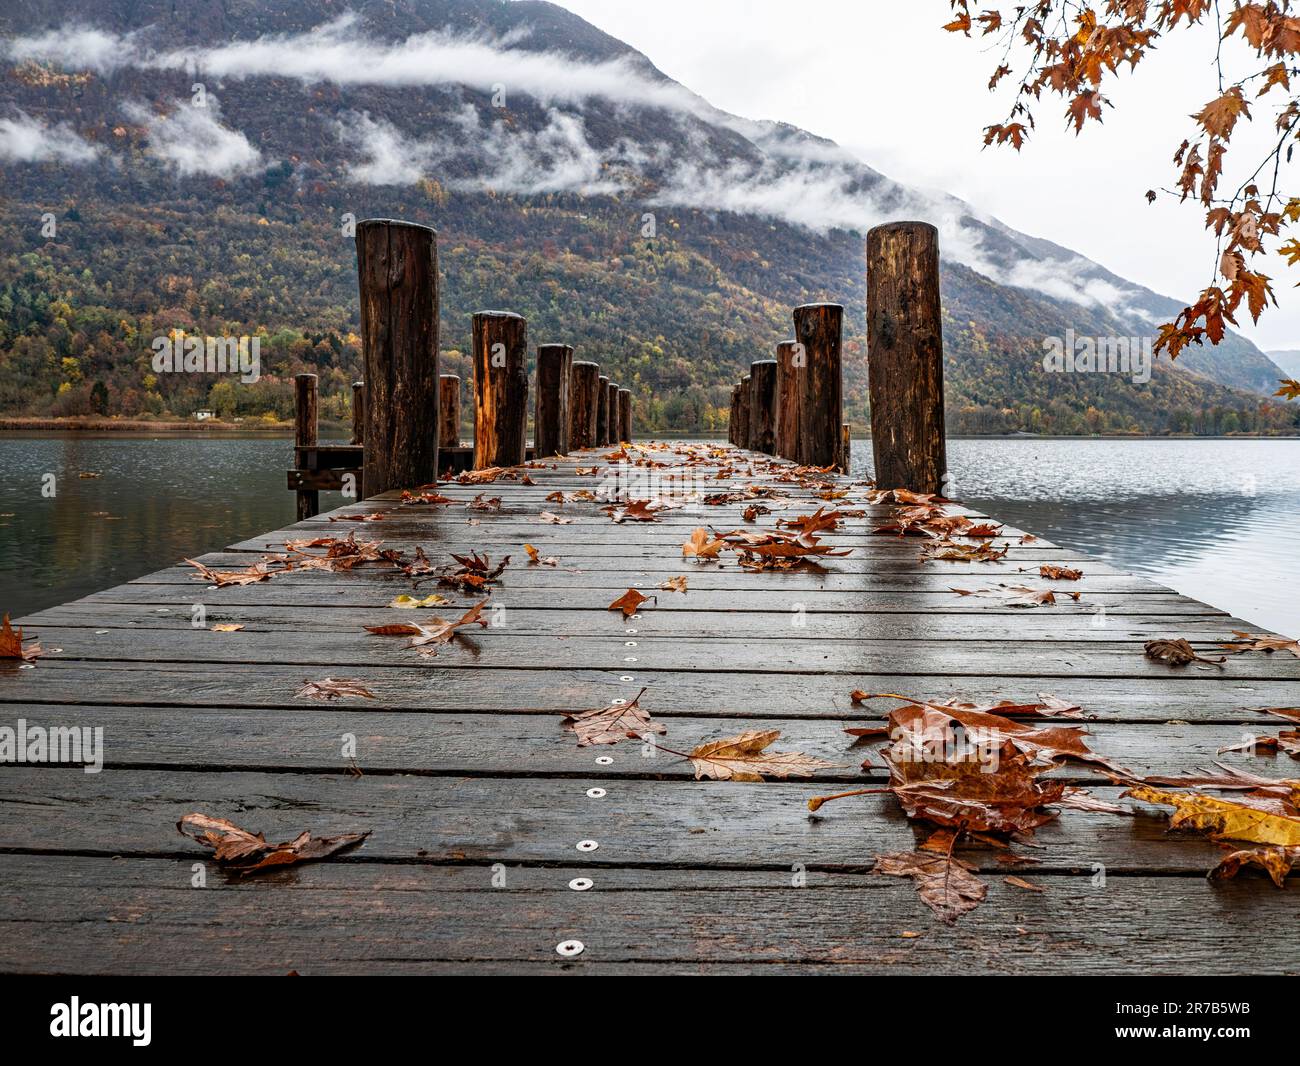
[16,626,1298,679]
[0,768,1258,875]
[17,602,1248,641]
[69,583,1230,615]
[0,661,1289,722]
[1,704,1274,782]
[0,857,1290,975]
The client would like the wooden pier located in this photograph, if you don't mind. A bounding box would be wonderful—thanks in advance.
[3,216,1298,975]
[3,440,1300,974]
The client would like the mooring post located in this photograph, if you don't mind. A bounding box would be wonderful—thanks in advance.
[617,388,631,444]
[595,374,610,447]
[775,340,802,463]
[569,360,600,450]
[350,380,365,446]
[866,221,947,495]
[736,373,752,451]
[728,383,740,445]
[356,219,440,495]
[750,359,777,454]
[534,344,574,457]
[605,381,619,446]
[841,423,851,474]
[792,303,843,468]
[472,311,528,469]
[294,372,319,520]
[438,374,461,450]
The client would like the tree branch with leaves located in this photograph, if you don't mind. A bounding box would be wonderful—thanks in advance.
[945,0,1300,398]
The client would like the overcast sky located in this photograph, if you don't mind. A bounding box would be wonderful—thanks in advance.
[556,0,1300,352]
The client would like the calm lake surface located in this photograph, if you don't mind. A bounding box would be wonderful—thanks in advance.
[0,434,1296,637]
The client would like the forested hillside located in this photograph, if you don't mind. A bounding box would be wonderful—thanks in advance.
[1,0,1296,434]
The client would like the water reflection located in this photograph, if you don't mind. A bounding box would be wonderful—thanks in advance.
[852,437,1300,637]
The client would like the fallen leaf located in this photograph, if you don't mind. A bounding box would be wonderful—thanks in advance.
[1039,565,1082,580]
[1004,875,1045,892]
[687,729,841,782]
[539,511,572,524]
[682,528,725,559]
[873,850,987,924]
[1126,784,1300,847]
[1209,845,1300,887]
[561,687,664,746]
[1144,638,1227,667]
[0,614,41,662]
[1217,631,1300,659]
[609,588,654,618]
[387,592,451,609]
[524,543,559,567]
[296,677,377,700]
[659,576,688,593]
[365,599,490,655]
[178,812,368,876]
[210,623,244,632]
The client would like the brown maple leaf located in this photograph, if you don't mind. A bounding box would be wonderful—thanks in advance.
[1217,631,1300,659]
[185,557,289,587]
[682,528,725,559]
[365,599,489,655]
[524,543,558,567]
[1039,565,1083,580]
[561,687,663,746]
[178,812,368,876]
[1144,638,1227,667]
[686,729,841,782]
[608,588,654,617]
[1209,845,1300,888]
[0,614,40,662]
[659,576,688,593]
[873,850,987,924]
[296,677,377,700]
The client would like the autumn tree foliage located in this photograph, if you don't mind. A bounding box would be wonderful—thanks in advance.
[945,0,1300,398]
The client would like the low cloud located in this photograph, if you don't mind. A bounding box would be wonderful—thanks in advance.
[124,99,263,179]
[0,110,101,163]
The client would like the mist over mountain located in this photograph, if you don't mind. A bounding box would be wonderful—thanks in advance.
[2,0,1296,434]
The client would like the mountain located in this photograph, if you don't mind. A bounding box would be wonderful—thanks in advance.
[1,0,1297,435]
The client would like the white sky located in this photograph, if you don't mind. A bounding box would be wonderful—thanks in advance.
[554,0,1300,352]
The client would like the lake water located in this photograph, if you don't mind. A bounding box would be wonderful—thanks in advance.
[0,434,1296,637]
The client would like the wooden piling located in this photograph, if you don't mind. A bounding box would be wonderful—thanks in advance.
[729,383,741,445]
[534,344,574,457]
[841,423,851,474]
[439,374,461,450]
[355,219,440,496]
[294,372,319,520]
[736,374,752,451]
[605,381,619,447]
[596,374,610,447]
[775,340,802,463]
[866,221,947,495]
[617,387,632,444]
[569,360,600,450]
[792,302,842,468]
[749,360,778,455]
[350,380,365,446]
[472,311,529,469]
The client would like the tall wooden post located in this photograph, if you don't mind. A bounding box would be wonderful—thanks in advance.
[595,374,610,447]
[792,302,842,468]
[350,380,365,446]
[472,311,528,469]
[729,383,741,445]
[775,340,802,463]
[605,381,619,446]
[294,372,318,520]
[569,360,600,450]
[439,374,461,450]
[356,219,439,496]
[736,374,752,451]
[867,221,947,495]
[617,388,631,444]
[750,359,777,454]
[534,344,574,457]
[841,423,851,474]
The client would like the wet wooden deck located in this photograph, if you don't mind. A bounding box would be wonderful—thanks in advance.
[3,442,1298,974]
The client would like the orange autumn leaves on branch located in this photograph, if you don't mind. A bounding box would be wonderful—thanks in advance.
[944,0,1300,396]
